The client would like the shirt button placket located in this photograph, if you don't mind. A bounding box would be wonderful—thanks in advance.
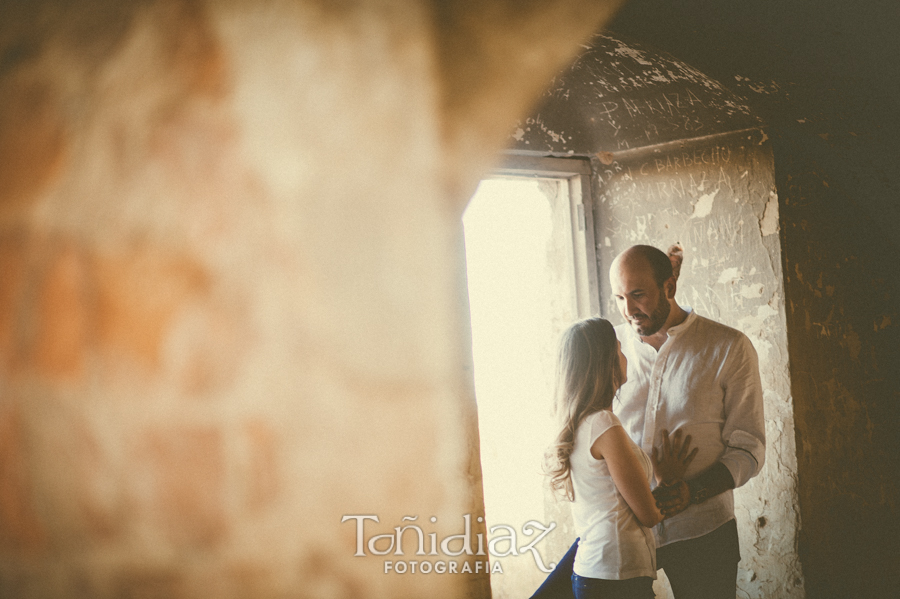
[644,342,674,455]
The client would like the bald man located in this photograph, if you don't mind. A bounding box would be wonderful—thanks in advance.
[532,245,765,599]
[611,244,766,598]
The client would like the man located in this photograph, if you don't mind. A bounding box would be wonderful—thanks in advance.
[531,245,765,599]
[610,244,765,598]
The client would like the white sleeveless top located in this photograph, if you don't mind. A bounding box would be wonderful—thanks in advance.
[570,410,657,580]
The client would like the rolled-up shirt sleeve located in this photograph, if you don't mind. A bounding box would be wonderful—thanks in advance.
[718,333,766,488]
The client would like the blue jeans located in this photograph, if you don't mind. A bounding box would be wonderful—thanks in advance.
[529,540,653,598]
[529,539,579,599]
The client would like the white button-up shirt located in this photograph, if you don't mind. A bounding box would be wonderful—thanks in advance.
[613,309,765,547]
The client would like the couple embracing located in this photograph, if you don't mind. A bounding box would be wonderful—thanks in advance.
[534,245,766,599]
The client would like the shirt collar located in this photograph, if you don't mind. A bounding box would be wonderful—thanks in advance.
[666,306,695,337]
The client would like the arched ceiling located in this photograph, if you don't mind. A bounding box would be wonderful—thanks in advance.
[507,33,762,154]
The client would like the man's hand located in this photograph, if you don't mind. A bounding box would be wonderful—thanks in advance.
[652,480,690,518]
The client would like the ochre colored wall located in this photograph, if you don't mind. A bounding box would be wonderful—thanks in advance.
[777,136,900,599]
[0,1,625,597]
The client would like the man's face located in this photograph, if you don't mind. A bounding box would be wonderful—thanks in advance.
[610,259,671,337]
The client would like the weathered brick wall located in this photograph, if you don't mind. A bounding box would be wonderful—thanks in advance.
[0,1,624,597]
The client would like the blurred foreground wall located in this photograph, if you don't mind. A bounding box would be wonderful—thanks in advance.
[0,1,623,597]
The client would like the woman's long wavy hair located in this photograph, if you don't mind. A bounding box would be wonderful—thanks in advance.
[544,318,625,501]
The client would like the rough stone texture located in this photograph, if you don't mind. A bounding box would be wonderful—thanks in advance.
[777,152,900,599]
[0,0,624,597]
[509,33,760,154]
[509,36,803,598]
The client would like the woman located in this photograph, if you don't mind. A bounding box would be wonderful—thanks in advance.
[542,318,696,599]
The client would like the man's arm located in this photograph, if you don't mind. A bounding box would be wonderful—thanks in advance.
[655,332,765,517]
[653,462,734,516]
[718,333,766,487]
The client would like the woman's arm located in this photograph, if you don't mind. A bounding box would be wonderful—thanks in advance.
[591,425,663,528]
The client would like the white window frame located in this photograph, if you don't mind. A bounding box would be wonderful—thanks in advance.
[492,154,600,318]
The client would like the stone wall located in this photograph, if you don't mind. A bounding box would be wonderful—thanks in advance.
[0,1,624,597]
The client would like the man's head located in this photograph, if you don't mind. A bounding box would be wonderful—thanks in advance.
[609,245,676,337]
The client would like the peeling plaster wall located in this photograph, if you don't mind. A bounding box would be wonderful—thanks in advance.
[606,3,900,597]
[509,33,760,154]
[595,132,802,599]
[508,35,803,598]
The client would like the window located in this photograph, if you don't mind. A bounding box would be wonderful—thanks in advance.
[462,156,597,597]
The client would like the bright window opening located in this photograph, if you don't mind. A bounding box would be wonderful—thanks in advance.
[462,158,596,598]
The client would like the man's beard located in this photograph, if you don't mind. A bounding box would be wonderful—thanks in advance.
[631,295,671,336]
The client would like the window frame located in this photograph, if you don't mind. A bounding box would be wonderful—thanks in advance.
[492,154,600,318]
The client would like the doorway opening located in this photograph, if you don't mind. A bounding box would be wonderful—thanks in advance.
[462,156,597,598]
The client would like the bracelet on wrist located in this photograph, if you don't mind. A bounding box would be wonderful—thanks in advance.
[687,479,710,504]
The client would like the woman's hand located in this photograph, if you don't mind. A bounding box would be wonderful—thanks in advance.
[651,429,698,485]
[652,480,690,518]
